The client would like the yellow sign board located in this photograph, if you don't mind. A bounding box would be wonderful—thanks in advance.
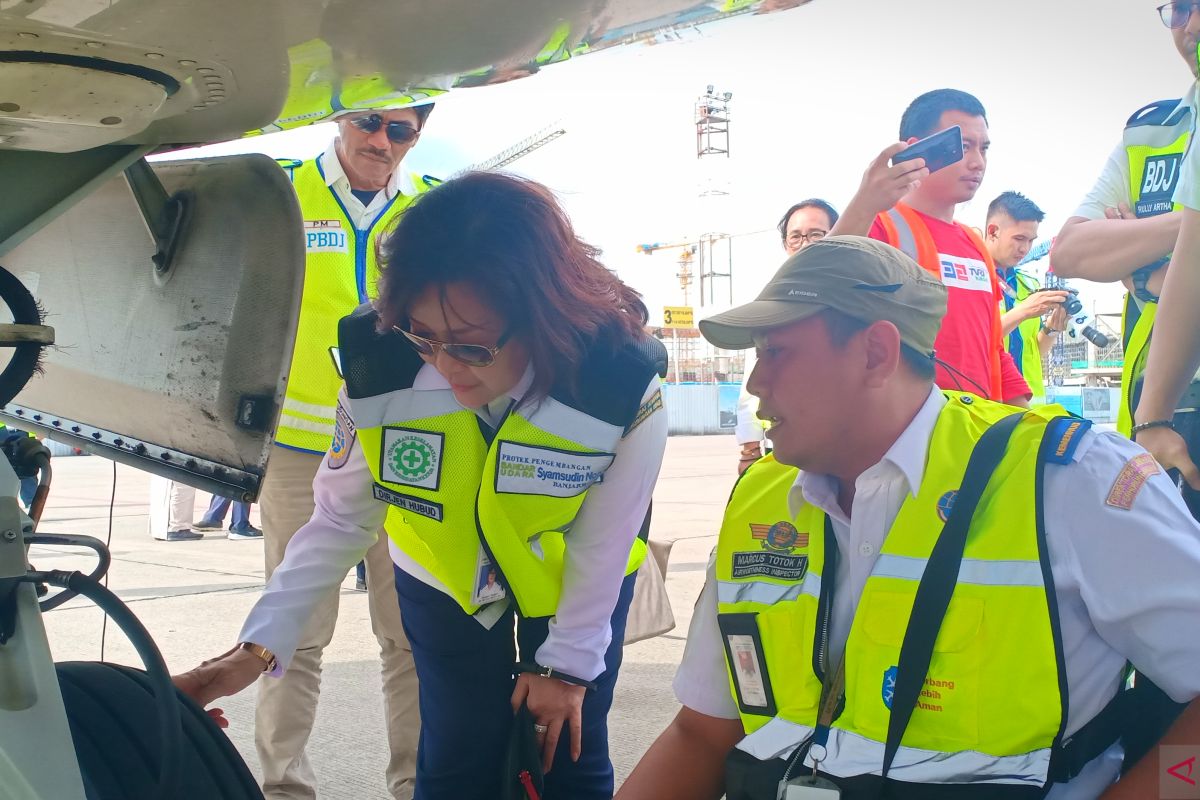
[663,306,694,329]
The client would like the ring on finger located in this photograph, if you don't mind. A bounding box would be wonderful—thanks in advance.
[533,723,549,735]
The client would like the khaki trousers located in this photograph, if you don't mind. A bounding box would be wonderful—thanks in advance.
[255,447,419,800]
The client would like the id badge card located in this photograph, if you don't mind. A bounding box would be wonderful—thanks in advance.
[470,547,507,606]
[779,774,840,799]
[717,613,777,716]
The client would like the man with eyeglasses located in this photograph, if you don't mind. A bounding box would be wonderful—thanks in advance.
[257,104,437,800]
[1053,1,1198,438]
[736,199,839,475]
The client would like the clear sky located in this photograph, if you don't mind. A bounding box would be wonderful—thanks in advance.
[166,0,1193,321]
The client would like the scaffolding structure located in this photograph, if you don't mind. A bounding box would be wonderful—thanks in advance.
[695,86,731,158]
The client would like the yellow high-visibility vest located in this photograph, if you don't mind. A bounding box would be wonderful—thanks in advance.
[274,156,435,453]
[1117,97,1192,436]
[715,394,1107,791]
[337,306,662,616]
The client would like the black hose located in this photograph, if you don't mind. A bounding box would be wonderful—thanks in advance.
[0,265,45,408]
[26,534,112,611]
[22,569,181,799]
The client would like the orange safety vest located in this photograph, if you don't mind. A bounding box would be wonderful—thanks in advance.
[877,202,1005,401]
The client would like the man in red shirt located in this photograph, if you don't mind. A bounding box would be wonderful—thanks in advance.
[831,88,1031,405]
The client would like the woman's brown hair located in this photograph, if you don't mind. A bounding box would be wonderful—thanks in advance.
[376,172,648,400]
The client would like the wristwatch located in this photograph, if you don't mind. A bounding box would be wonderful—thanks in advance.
[239,641,278,672]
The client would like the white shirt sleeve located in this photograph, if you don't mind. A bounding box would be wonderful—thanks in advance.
[534,377,668,681]
[673,557,739,719]
[736,350,765,446]
[238,393,386,675]
[1071,142,1129,221]
[1047,429,1200,704]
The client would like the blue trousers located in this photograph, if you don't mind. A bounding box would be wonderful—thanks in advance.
[200,494,250,529]
[394,567,636,800]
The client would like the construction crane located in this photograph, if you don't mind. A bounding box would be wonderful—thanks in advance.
[468,121,567,172]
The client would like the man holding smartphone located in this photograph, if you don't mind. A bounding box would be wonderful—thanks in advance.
[984,191,1069,405]
[831,89,1032,406]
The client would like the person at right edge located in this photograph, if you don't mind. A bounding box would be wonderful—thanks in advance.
[616,236,1200,800]
[831,89,1033,406]
[1053,1,1198,439]
[175,172,668,800]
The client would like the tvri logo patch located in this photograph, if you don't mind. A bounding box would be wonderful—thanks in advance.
[938,256,991,293]
[381,429,443,490]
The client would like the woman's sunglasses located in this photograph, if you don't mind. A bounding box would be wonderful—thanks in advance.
[349,113,420,145]
[395,326,511,368]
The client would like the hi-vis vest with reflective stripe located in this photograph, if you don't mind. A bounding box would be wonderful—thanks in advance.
[1117,97,1193,437]
[716,394,1073,793]
[877,203,1006,400]
[1003,270,1046,405]
[275,157,435,454]
[338,306,660,616]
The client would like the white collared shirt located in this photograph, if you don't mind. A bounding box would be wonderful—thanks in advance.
[240,363,666,682]
[316,141,420,230]
[674,386,1200,796]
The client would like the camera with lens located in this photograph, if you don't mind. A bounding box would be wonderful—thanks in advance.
[1056,287,1110,348]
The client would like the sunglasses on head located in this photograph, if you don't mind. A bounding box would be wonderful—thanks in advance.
[395,326,512,368]
[349,113,420,144]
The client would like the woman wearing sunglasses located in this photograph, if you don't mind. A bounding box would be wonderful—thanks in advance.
[177,171,669,800]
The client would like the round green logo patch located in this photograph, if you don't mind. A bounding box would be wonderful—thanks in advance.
[388,435,437,482]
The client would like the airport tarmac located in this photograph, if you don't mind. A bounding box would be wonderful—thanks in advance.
[31,434,737,798]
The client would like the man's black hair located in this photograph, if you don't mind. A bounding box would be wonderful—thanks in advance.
[986,191,1045,224]
[899,89,987,141]
[777,199,840,243]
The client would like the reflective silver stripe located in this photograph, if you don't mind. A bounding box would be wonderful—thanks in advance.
[737,720,1050,785]
[819,727,1050,786]
[283,397,337,419]
[717,572,819,607]
[871,554,1044,587]
[884,207,919,262]
[348,388,460,429]
[520,396,623,452]
[736,716,814,761]
[277,412,334,435]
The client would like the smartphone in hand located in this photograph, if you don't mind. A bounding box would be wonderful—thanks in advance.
[892,125,964,174]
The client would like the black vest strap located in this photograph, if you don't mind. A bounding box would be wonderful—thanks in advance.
[337,304,423,399]
[881,411,1026,780]
[554,334,663,428]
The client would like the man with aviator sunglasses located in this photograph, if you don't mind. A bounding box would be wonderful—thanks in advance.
[256,102,438,800]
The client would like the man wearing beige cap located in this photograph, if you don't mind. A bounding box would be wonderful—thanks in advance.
[619,236,1200,800]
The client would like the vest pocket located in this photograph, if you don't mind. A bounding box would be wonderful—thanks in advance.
[847,591,983,750]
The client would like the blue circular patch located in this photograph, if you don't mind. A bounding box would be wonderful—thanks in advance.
[882,665,897,709]
[765,521,799,551]
[936,490,958,523]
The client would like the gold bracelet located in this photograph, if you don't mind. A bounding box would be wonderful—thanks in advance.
[239,642,278,672]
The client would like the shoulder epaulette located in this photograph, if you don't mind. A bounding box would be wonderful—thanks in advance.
[275,158,303,180]
[1042,416,1093,465]
[1125,98,1189,129]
